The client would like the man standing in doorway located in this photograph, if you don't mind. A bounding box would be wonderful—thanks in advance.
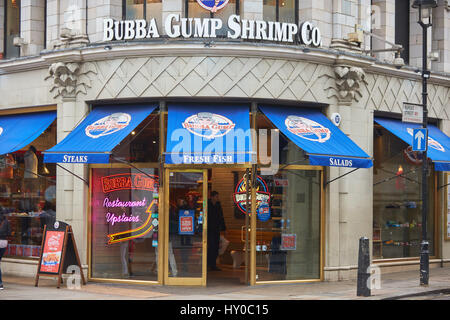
[207,191,226,271]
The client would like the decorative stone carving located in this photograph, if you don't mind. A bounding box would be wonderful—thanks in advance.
[46,62,97,99]
[329,65,368,103]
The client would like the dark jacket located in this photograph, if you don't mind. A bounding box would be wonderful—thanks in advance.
[207,200,226,239]
[0,216,11,240]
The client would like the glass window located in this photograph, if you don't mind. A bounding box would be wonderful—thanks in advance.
[255,169,321,281]
[125,0,144,20]
[90,167,159,281]
[90,107,161,281]
[3,119,57,259]
[187,0,211,19]
[111,110,160,164]
[146,0,163,30]
[124,0,162,27]
[278,0,295,24]
[186,0,239,36]
[254,110,321,281]
[263,0,276,22]
[263,0,296,24]
[395,0,410,64]
[373,124,435,259]
[4,0,21,59]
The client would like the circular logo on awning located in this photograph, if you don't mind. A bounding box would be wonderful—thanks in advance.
[285,115,331,143]
[85,113,131,139]
[0,127,3,136]
[406,128,445,152]
[196,0,229,12]
[182,112,235,140]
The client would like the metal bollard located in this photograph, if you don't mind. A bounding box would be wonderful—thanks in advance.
[357,237,371,297]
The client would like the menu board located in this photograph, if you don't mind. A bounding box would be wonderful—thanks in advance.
[40,230,65,274]
[35,221,86,288]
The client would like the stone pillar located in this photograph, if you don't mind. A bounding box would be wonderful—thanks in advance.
[431,1,450,73]
[56,96,89,269]
[241,0,263,21]
[46,0,60,49]
[46,61,98,271]
[371,0,396,62]
[20,0,46,56]
[409,1,432,69]
[88,0,122,43]
[325,64,373,281]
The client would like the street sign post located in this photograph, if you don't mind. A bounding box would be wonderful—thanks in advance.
[412,128,428,152]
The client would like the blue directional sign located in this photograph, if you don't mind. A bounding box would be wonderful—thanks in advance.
[412,128,428,152]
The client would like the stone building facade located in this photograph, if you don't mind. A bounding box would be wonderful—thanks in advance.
[0,0,449,284]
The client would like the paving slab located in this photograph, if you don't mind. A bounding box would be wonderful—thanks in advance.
[1,266,450,300]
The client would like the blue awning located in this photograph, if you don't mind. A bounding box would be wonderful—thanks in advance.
[259,105,373,168]
[44,104,157,163]
[0,111,56,155]
[375,117,450,172]
[165,103,253,164]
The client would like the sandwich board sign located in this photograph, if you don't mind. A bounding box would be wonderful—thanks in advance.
[35,221,86,288]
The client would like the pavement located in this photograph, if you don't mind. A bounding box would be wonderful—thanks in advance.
[1,266,450,301]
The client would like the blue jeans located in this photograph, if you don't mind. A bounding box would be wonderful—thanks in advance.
[0,247,5,285]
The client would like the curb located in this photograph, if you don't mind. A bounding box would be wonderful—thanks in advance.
[381,288,450,300]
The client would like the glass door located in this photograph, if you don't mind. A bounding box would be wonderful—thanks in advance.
[164,169,208,286]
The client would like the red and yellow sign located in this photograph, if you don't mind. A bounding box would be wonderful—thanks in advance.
[40,231,65,273]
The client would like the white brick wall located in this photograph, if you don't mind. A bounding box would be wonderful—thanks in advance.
[3,0,450,73]
[432,0,450,73]
[87,0,122,43]
[21,0,46,56]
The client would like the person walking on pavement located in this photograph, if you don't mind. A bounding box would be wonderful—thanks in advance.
[207,191,226,271]
[0,212,11,290]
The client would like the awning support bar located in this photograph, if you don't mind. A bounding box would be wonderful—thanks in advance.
[56,163,89,186]
[111,156,159,181]
[324,168,360,186]
[438,182,450,190]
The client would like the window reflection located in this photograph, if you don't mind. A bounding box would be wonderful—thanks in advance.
[373,125,435,259]
[5,0,21,59]
[263,0,296,24]
[2,120,57,258]
[124,0,162,27]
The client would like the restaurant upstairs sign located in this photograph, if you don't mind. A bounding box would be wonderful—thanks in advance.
[103,14,322,47]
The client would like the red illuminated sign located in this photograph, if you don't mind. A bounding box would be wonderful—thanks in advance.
[101,173,158,193]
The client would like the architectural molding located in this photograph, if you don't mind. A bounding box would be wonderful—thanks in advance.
[328,65,368,103]
[45,62,97,99]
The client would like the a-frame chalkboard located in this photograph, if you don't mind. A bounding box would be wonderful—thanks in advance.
[35,221,86,288]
